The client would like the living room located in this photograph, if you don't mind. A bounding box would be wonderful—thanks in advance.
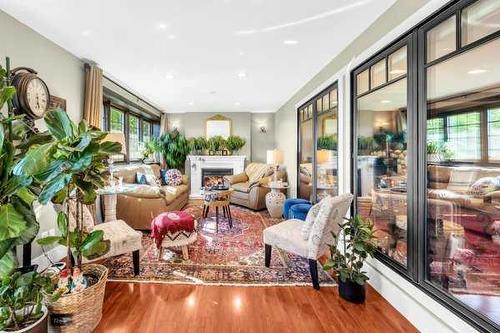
[1,1,499,332]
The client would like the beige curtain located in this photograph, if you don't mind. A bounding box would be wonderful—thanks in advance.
[160,112,168,135]
[83,63,103,128]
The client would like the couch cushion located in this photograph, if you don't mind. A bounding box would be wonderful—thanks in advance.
[232,182,251,193]
[161,184,189,204]
[245,163,272,183]
[447,168,478,193]
[123,185,162,198]
[428,165,451,183]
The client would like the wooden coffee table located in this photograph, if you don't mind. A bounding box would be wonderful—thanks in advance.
[202,188,233,233]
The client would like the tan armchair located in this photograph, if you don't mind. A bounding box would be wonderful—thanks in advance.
[112,164,189,230]
[225,162,287,210]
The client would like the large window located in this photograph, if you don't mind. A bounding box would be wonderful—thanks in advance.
[103,101,160,163]
[351,1,500,331]
[298,83,338,203]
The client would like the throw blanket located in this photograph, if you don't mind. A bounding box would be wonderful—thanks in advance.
[151,211,195,248]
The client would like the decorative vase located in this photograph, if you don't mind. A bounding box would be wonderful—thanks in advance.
[12,306,48,333]
[338,279,366,304]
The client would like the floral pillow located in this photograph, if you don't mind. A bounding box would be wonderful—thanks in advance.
[164,169,183,186]
[467,177,500,197]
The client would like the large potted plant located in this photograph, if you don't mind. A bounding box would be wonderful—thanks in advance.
[323,215,376,303]
[225,135,246,155]
[0,64,52,332]
[157,129,191,171]
[14,109,121,332]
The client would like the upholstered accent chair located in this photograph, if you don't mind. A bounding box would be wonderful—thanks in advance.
[67,201,142,275]
[263,193,353,289]
[225,162,287,210]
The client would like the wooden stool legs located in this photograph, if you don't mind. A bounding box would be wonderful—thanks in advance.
[203,203,233,232]
[182,246,189,260]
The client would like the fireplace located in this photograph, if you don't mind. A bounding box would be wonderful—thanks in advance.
[202,168,233,189]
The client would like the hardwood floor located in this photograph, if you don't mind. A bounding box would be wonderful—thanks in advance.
[95,282,417,333]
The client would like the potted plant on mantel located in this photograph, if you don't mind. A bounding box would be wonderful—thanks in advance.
[207,135,226,155]
[14,109,122,332]
[323,215,376,304]
[225,135,246,155]
[189,136,208,155]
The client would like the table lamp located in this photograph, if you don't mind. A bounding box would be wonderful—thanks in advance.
[266,149,284,184]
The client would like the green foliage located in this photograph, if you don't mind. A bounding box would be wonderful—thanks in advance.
[207,136,226,153]
[189,136,208,153]
[225,135,246,152]
[0,269,54,331]
[317,135,337,151]
[0,65,39,279]
[142,138,161,161]
[15,109,120,269]
[157,130,191,170]
[357,136,379,154]
[427,141,454,160]
[323,215,376,285]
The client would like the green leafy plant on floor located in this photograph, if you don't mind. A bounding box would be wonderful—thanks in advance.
[323,215,376,285]
[0,65,40,278]
[225,135,246,153]
[0,270,54,331]
[14,109,122,271]
[207,135,226,154]
[157,129,191,170]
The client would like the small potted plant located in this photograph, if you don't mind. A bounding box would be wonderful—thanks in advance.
[225,135,246,155]
[189,136,208,155]
[427,142,442,162]
[0,269,55,332]
[323,215,376,303]
[207,136,226,155]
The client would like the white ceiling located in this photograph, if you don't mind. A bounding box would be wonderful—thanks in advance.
[0,0,396,113]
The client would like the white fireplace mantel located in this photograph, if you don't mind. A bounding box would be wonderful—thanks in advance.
[188,155,246,199]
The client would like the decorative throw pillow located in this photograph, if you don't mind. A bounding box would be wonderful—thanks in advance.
[165,169,183,186]
[467,177,500,197]
[136,172,148,185]
[301,201,323,240]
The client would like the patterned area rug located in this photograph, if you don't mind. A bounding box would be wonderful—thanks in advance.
[102,203,335,286]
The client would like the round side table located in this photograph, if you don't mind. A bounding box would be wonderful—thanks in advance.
[264,184,288,218]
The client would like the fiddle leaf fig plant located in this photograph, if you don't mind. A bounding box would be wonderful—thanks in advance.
[323,215,376,285]
[14,109,122,271]
[0,65,40,278]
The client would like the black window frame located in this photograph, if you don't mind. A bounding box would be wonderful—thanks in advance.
[350,1,500,332]
[297,81,339,204]
[102,99,160,164]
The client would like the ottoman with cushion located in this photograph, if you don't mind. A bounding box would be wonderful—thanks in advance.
[151,211,197,260]
[283,198,310,219]
[289,203,313,221]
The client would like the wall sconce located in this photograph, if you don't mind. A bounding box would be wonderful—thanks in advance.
[260,126,267,133]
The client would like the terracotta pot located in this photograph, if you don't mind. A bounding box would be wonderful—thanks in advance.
[338,279,366,304]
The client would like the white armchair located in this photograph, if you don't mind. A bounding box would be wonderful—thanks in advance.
[263,193,353,289]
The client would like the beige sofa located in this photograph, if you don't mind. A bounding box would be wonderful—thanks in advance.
[113,164,189,230]
[226,163,287,210]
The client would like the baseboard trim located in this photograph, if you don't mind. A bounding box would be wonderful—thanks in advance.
[32,245,66,271]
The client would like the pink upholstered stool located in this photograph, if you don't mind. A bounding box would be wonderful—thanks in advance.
[151,211,197,260]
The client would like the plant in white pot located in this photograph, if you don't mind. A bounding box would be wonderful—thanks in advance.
[14,109,122,332]
[323,215,376,303]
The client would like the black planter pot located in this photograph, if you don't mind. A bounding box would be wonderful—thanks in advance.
[338,279,366,304]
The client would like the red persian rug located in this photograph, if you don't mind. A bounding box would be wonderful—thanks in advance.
[102,203,335,286]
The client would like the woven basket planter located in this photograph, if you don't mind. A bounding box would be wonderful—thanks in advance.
[45,264,108,333]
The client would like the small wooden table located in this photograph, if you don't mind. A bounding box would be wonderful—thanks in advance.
[202,188,233,233]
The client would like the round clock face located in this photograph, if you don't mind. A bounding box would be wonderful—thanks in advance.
[26,78,49,118]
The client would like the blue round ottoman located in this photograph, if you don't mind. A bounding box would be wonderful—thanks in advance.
[283,198,310,219]
[289,203,312,221]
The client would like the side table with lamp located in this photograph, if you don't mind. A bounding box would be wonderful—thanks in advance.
[265,149,288,218]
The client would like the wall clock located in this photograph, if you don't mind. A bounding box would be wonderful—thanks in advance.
[11,67,51,120]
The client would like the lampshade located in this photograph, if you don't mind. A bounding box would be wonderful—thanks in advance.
[266,149,284,165]
[316,149,331,164]
[103,132,126,155]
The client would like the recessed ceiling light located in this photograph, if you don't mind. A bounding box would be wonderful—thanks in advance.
[235,102,241,106]
[166,73,174,79]
[167,34,177,40]
[467,69,488,75]
[283,40,298,45]
[237,71,247,79]
[209,91,217,95]
[380,100,392,104]
[188,101,194,106]
[238,51,245,56]
[157,23,168,30]
[81,30,91,37]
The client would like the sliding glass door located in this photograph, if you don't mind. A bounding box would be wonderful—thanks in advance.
[298,83,338,203]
